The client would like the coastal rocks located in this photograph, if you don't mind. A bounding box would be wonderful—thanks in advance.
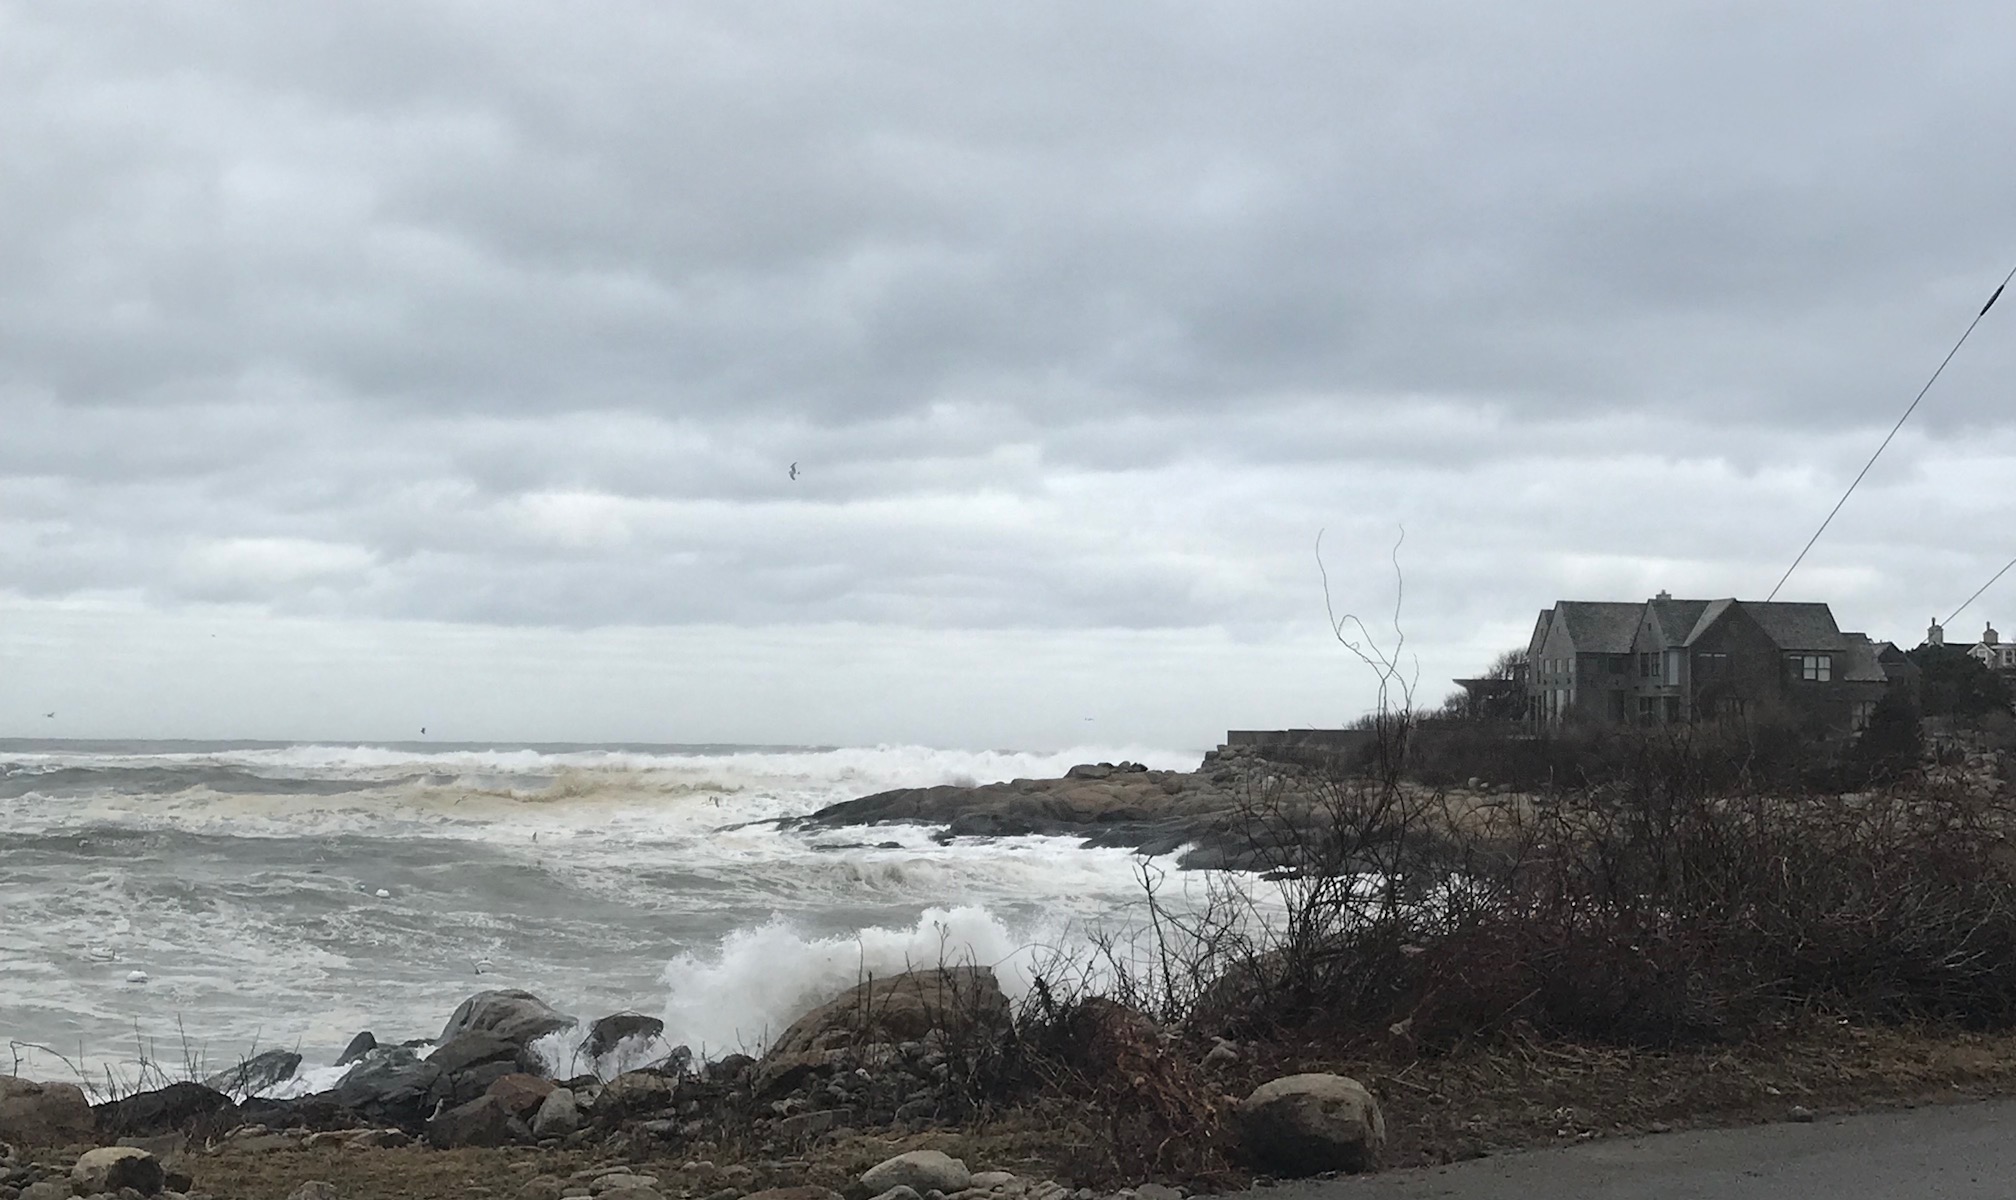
[487,1074,556,1121]
[336,1032,378,1067]
[531,1088,581,1138]
[859,1150,972,1195]
[72,1145,166,1195]
[287,1183,339,1200]
[1233,1073,1385,1176]
[329,1046,443,1127]
[756,968,1009,1104]
[793,758,1337,872]
[0,1078,94,1146]
[425,1094,522,1149]
[203,1049,303,1097]
[439,989,576,1049]
[769,968,1010,1058]
[585,1013,666,1061]
[94,1082,237,1139]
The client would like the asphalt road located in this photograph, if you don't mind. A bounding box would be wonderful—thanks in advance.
[1234,1099,2016,1199]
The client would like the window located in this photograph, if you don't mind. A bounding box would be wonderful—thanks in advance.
[1637,696,1655,724]
[1852,700,1877,732]
[1794,654,1832,682]
[1638,652,1660,679]
[1697,652,1728,676]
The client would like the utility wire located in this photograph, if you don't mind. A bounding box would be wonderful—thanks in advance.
[1947,554,2016,627]
[1767,265,2016,601]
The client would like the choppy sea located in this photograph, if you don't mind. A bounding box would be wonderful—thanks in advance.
[0,738,1203,1090]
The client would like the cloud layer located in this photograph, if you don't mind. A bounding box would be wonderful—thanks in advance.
[4,2,2015,744]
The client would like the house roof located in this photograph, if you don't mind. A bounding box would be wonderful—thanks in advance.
[1837,634,1890,683]
[1682,598,1737,646]
[1551,601,1644,654]
[1646,598,1710,645]
[1745,602,1848,651]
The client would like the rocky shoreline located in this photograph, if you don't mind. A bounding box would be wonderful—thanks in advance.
[0,973,1386,1200]
[791,746,1344,872]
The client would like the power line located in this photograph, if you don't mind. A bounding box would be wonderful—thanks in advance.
[1947,554,2016,627]
[1766,265,2016,601]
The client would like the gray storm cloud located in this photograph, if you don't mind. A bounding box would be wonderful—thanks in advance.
[3,1,2014,742]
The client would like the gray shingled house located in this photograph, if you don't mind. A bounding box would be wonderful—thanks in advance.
[1525,592,1914,734]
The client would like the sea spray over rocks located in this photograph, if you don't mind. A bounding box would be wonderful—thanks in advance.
[0,738,1198,1083]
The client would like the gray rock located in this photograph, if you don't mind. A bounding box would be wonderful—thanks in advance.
[286,1184,339,1200]
[518,1176,565,1200]
[202,1050,303,1098]
[21,1182,71,1200]
[335,1032,377,1067]
[584,1013,665,1061]
[589,1175,658,1194]
[73,1147,164,1196]
[425,1095,518,1149]
[438,990,576,1049]
[95,1084,235,1139]
[1233,1073,1385,1176]
[868,1188,922,1200]
[0,1078,94,1146]
[860,1152,972,1196]
[531,1088,581,1138]
[1133,1186,1181,1200]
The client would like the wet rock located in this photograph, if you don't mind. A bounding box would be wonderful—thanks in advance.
[860,1151,971,1196]
[596,1072,674,1119]
[585,1014,665,1061]
[761,968,1008,1093]
[335,1033,377,1067]
[487,1074,556,1120]
[329,1046,443,1127]
[531,1088,580,1138]
[425,1095,518,1149]
[439,990,576,1049]
[1234,1073,1385,1176]
[1,1078,94,1147]
[202,1050,303,1098]
[72,1147,164,1196]
[95,1083,236,1139]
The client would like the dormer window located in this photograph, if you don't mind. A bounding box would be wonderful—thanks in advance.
[1792,654,1832,682]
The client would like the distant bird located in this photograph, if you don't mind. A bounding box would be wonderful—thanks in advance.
[420,726,427,735]
[43,712,54,718]
[789,462,799,481]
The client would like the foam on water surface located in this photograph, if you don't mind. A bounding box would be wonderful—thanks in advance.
[0,738,1208,1086]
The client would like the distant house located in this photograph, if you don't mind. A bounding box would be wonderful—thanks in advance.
[1525,592,1914,734]
[1925,619,2016,681]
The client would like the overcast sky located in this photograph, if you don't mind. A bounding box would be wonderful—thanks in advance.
[3,1,2014,750]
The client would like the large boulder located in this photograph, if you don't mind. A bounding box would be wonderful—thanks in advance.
[584,1012,665,1061]
[0,1078,94,1146]
[426,1094,521,1149]
[767,967,1010,1057]
[335,1031,378,1066]
[859,1150,972,1195]
[94,1081,237,1138]
[328,1045,444,1127]
[203,1049,303,1097]
[530,1087,581,1138]
[439,990,575,1049]
[73,1146,165,1195]
[487,1074,556,1120]
[1234,1073,1385,1176]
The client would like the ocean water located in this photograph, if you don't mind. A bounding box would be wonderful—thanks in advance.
[0,738,1204,1089]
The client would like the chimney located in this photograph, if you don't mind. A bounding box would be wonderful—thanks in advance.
[1928,619,1945,647]
[1655,589,1672,601]
[1987,623,2001,648]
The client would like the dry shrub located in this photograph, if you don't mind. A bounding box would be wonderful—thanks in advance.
[1017,992,1228,1182]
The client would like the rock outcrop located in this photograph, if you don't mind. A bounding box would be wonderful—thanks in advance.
[0,1078,93,1146]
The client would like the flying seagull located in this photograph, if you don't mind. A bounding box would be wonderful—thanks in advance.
[789,462,799,481]
[44,711,54,718]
